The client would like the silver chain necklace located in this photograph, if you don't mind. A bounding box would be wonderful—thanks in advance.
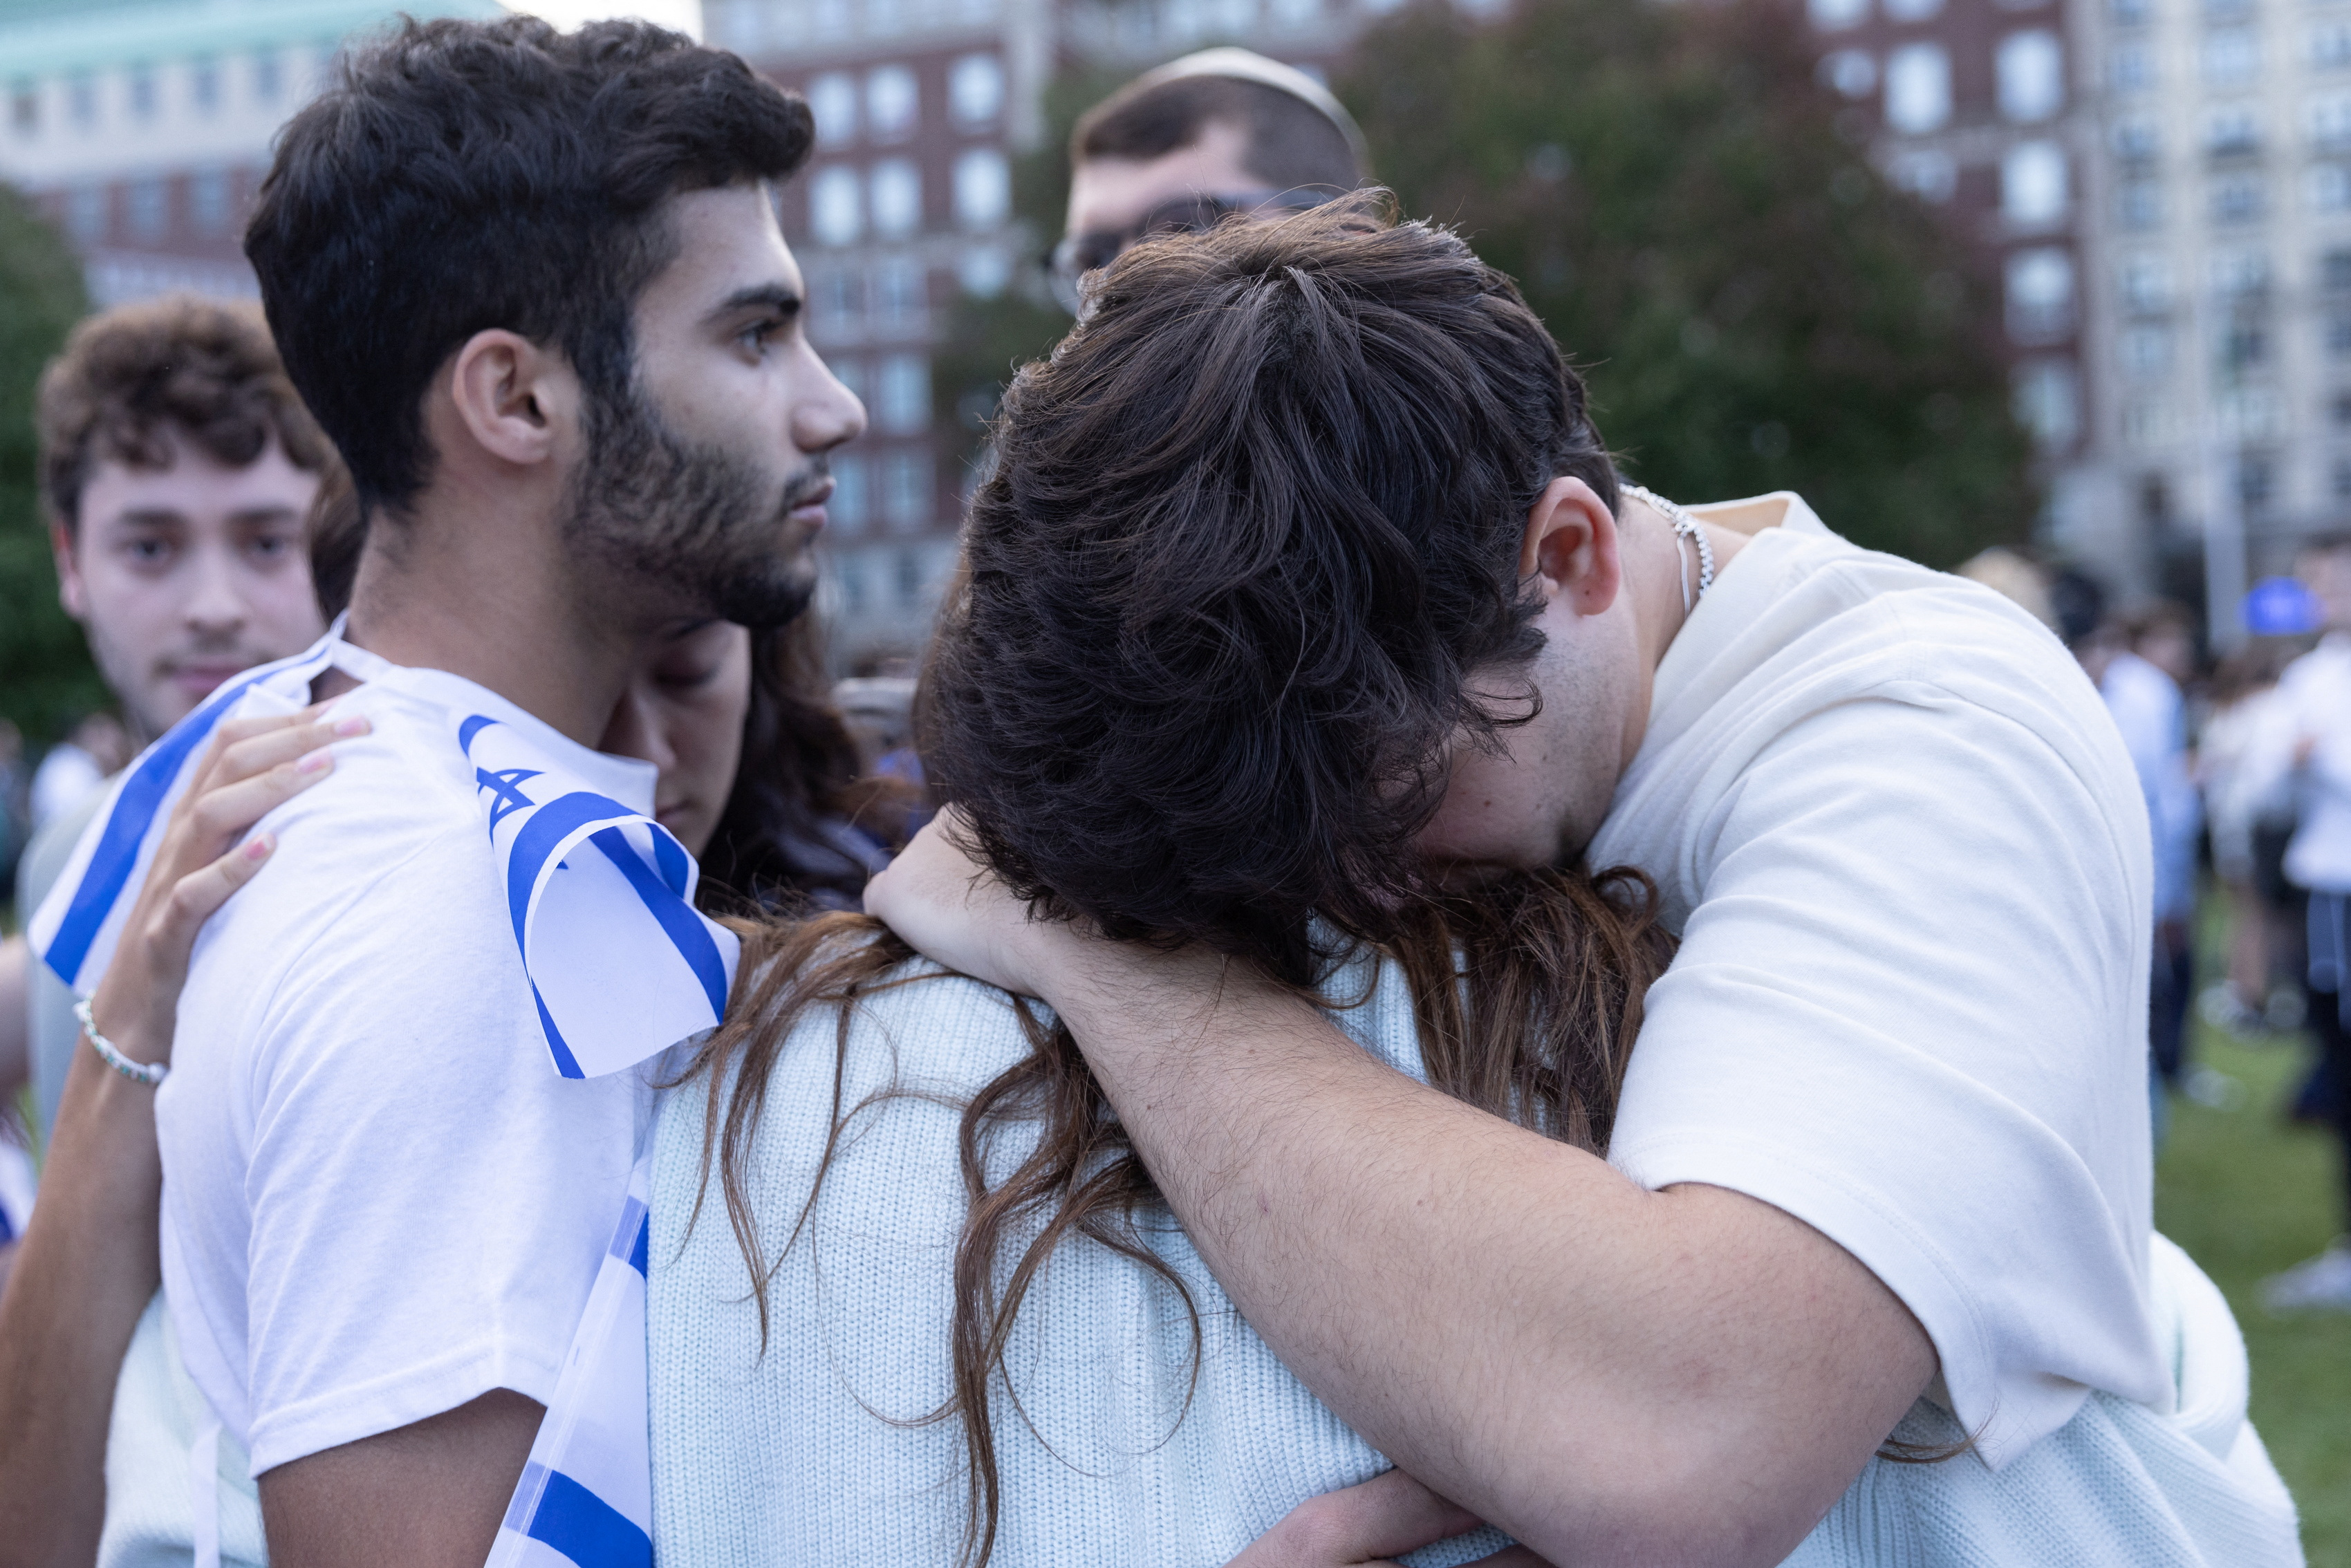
[1621,483,1714,615]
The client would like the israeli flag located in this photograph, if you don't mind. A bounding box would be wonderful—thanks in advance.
[488,1146,658,1568]
[29,631,348,991]
[460,713,738,1081]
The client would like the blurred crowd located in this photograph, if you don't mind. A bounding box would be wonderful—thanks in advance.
[1965,539,2351,1314]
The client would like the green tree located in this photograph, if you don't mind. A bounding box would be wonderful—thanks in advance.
[0,182,96,746]
[1341,0,2034,567]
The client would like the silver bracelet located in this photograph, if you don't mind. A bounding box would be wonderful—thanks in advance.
[75,995,167,1087]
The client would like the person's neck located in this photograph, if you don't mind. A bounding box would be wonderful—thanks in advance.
[338,492,658,747]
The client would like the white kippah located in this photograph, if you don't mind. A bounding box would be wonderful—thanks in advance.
[1127,46,1370,176]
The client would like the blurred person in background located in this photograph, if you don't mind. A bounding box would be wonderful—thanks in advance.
[2198,579,2323,1038]
[2255,534,2351,1311]
[2098,602,2205,1122]
[26,712,128,837]
[0,296,331,1165]
[1050,48,1365,315]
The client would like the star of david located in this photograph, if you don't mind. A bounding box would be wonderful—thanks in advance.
[475,767,543,835]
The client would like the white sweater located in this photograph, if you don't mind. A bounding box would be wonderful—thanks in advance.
[644,948,2302,1567]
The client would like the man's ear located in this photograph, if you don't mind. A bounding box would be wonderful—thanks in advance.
[446,329,580,469]
[1519,476,1621,618]
[50,519,89,622]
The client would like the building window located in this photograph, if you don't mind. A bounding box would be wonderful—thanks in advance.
[829,355,867,410]
[950,54,1004,126]
[2002,140,2067,223]
[126,178,167,242]
[68,73,97,129]
[2327,312,2351,355]
[881,452,933,532]
[2005,247,2076,339]
[2240,453,2276,514]
[810,167,862,246]
[2332,456,2351,498]
[1821,50,1877,97]
[192,56,219,115]
[2120,254,2173,312]
[2215,246,2271,296]
[68,185,106,243]
[1886,0,1944,19]
[2205,27,2260,86]
[875,353,931,433]
[867,65,918,142]
[2112,117,2160,162]
[2110,41,2156,91]
[1807,0,1868,29]
[252,48,282,104]
[2316,24,2351,69]
[811,267,862,336]
[2326,248,2351,290]
[1886,148,1956,200]
[2014,359,2081,448]
[894,546,925,606]
[128,65,156,122]
[190,170,230,234]
[2121,324,2173,376]
[1885,44,1951,133]
[831,454,871,532]
[2111,0,2149,24]
[871,256,926,330]
[2224,315,2270,373]
[954,147,1010,230]
[2206,106,2261,155]
[2315,93,2351,150]
[2332,390,2351,425]
[2313,164,2351,212]
[2212,173,2267,223]
[809,73,857,144]
[2119,178,2165,229]
[869,159,922,239]
[1998,30,2065,120]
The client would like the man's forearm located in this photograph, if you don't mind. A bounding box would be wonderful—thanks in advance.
[0,1046,167,1568]
[1044,947,1933,1568]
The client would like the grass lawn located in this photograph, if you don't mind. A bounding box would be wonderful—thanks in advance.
[2158,1017,2351,1563]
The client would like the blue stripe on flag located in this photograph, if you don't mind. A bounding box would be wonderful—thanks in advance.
[628,1213,649,1278]
[589,828,730,1018]
[606,1195,649,1269]
[525,1468,651,1568]
[42,663,285,984]
[651,829,687,899]
[534,986,584,1080]
[503,792,639,953]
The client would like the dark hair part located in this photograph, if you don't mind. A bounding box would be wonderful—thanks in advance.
[692,199,1671,1566]
[246,15,812,518]
[37,294,333,534]
[1074,73,1359,194]
[699,618,922,912]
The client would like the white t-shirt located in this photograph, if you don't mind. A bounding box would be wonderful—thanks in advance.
[2267,634,2351,895]
[154,657,658,1474]
[1587,494,2167,1470]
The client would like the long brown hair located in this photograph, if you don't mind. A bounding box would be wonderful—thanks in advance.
[685,201,1675,1565]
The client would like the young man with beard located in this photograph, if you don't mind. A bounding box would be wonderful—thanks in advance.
[7,18,862,1567]
[867,207,2300,1561]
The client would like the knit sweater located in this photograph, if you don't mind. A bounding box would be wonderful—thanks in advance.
[646,946,2301,1567]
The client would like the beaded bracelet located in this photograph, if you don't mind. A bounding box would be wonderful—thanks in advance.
[75,996,167,1087]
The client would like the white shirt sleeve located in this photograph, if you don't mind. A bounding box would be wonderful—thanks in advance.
[192,838,643,1474]
[1605,686,2166,1468]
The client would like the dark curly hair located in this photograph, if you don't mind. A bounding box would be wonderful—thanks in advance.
[37,293,333,534]
[697,199,1670,1567]
[246,15,813,519]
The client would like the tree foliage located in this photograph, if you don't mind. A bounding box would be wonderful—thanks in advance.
[0,183,95,746]
[1340,0,2034,566]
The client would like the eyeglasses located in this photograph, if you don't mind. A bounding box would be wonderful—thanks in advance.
[1043,187,1337,313]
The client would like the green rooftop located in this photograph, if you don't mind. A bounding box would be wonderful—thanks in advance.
[0,0,503,81]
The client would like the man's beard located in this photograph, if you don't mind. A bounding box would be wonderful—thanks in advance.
[564,384,824,629]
